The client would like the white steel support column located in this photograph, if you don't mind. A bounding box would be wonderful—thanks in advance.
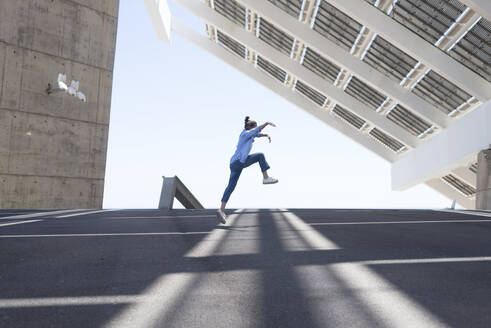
[392,99,491,191]
[233,0,451,129]
[322,0,491,102]
[458,0,491,21]
[339,0,393,86]
[144,0,172,43]
[245,8,258,63]
[204,0,217,41]
[170,19,397,162]
[335,0,393,135]
[173,0,419,149]
[285,0,317,88]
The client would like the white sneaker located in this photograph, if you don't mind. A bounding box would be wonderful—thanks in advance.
[216,209,227,224]
[263,177,278,184]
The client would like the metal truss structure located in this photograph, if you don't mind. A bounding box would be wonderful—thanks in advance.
[145,0,491,209]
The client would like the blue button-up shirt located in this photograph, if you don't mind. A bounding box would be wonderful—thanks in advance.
[230,127,261,164]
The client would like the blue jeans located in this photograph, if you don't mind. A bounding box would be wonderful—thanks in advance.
[221,153,270,203]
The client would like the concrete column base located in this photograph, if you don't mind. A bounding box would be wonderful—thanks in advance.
[476,148,491,210]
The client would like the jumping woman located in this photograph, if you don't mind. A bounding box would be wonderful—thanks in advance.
[216,116,278,224]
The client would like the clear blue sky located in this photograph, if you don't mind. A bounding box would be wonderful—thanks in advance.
[102,1,452,209]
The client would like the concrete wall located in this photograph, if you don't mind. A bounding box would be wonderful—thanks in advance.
[0,0,119,208]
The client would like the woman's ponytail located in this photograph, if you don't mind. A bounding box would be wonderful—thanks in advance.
[244,116,250,129]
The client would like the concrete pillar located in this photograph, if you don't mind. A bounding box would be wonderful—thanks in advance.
[476,147,491,210]
[0,0,119,209]
[158,176,204,210]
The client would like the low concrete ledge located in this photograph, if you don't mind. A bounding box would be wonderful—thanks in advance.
[158,176,204,210]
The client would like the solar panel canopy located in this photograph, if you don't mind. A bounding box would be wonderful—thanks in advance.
[148,0,491,208]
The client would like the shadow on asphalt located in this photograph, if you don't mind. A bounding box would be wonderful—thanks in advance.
[290,209,491,328]
[0,213,217,327]
[1,209,491,327]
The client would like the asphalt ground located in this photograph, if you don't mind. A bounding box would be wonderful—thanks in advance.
[1,208,490,328]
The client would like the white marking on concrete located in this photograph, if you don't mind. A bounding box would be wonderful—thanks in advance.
[358,256,491,265]
[103,215,216,219]
[280,209,339,250]
[0,232,210,238]
[435,210,491,218]
[0,295,145,308]
[55,209,119,218]
[0,220,43,227]
[0,209,84,220]
[309,219,491,225]
[282,211,449,328]
[104,210,244,328]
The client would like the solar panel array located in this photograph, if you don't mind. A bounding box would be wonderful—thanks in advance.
[363,36,418,82]
[469,163,478,173]
[387,104,432,137]
[216,30,246,58]
[257,55,287,83]
[294,80,327,106]
[369,128,406,153]
[389,0,466,44]
[411,70,472,114]
[258,18,295,55]
[266,0,302,19]
[344,76,387,111]
[214,0,246,27]
[313,1,363,51]
[203,0,490,194]
[448,18,491,82]
[332,104,366,130]
[363,0,481,113]
[442,174,476,196]
[301,47,340,83]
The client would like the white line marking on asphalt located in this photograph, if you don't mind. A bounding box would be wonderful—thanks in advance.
[435,209,491,218]
[280,210,449,328]
[0,231,210,238]
[104,209,244,328]
[358,256,491,265]
[0,209,84,220]
[0,295,146,308]
[103,215,216,219]
[55,209,119,218]
[280,209,339,250]
[0,220,43,227]
[309,219,491,225]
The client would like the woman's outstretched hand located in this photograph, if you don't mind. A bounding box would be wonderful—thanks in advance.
[267,135,272,143]
[268,122,277,127]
